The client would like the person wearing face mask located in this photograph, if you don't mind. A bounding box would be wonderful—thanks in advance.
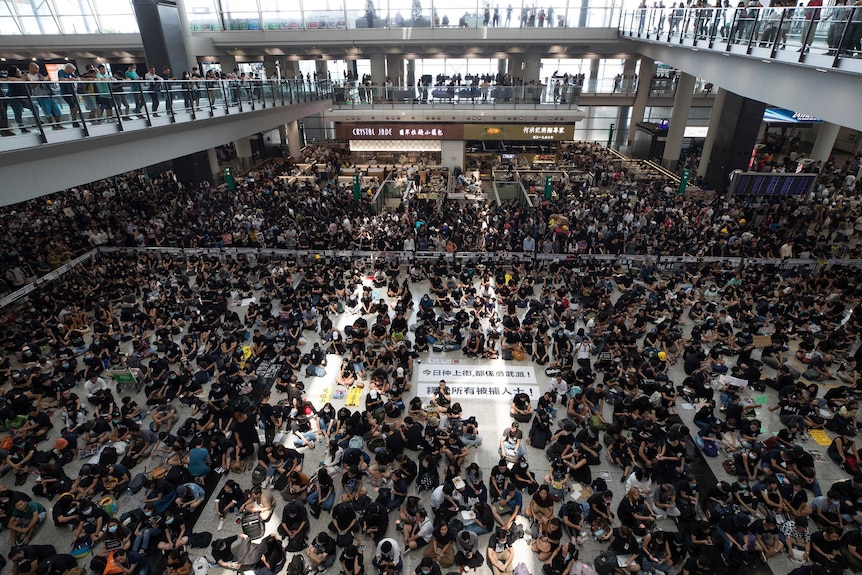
[131,503,164,555]
[414,556,442,575]
[100,517,132,553]
[318,402,337,439]
[487,529,513,575]
[157,510,188,552]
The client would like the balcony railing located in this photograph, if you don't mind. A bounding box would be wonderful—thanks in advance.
[191,4,620,33]
[0,78,333,148]
[619,5,862,70]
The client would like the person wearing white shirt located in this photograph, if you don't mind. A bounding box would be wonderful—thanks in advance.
[143,66,163,116]
[403,508,434,551]
[624,467,655,503]
[373,538,403,574]
[84,375,108,402]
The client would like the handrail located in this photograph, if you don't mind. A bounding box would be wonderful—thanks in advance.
[0,78,334,144]
[619,5,862,69]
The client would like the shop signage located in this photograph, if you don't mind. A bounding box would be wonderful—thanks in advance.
[463,124,574,141]
[336,123,464,140]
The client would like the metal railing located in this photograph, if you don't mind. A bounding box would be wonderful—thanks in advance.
[335,82,582,109]
[0,78,334,145]
[191,3,621,33]
[619,5,862,69]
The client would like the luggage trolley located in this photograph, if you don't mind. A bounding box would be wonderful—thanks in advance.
[108,368,140,395]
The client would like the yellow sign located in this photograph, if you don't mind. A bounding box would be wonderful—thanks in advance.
[464,123,575,141]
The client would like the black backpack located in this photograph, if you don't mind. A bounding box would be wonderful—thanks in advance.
[287,554,306,575]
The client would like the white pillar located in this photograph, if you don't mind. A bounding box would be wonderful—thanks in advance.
[234,138,253,169]
[697,88,727,178]
[207,148,220,181]
[627,57,655,147]
[287,121,302,159]
[810,122,841,162]
[662,72,696,171]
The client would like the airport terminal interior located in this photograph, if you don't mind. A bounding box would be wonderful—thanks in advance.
[0,2,860,575]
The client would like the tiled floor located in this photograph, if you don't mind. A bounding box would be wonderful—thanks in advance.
[8,262,851,575]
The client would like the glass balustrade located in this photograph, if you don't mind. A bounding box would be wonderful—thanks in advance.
[619,5,862,66]
[0,79,333,148]
[0,0,624,34]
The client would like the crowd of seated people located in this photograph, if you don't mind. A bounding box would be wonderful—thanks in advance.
[0,142,858,575]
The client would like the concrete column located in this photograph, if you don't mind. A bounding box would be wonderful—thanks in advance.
[347,59,358,81]
[386,54,404,86]
[587,58,600,92]
[508,54,525,82]
[497,58,508,78]
[234,138,253,169]
[810,122,841,162]
[263,55,281,80]
[621,57,637,93]
[219,54,237,75]
[174,0,199,73]
[288,60,301,80]
[286,120,302,159]
[406,59,416,88]
[615,106,630,149]
[315,59,328,82]
[697,88,727,177]
[661,72,696,171]
[627,57,655,147]
[523,53,542,85]
[207,148,220,181]
[369,53,386,86]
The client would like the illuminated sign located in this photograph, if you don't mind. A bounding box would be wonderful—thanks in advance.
[762,108,822,123]
[336,123,464,140]
[683,126,709,138]
[463,124,575,141]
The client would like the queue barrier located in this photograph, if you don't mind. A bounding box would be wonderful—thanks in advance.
[2,245,857,310]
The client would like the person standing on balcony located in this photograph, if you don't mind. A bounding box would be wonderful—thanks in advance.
[144,65,163,117]
[57,63,81,128]
[506,3,513,25]
[493,5,500,26]
[799,0,822,52]
[5,66,39,134]
[162,66,178,115]
[366,0,376,28]
[26,62,64,130]
[125,64,145,118]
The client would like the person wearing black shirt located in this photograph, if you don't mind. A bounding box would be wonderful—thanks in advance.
[681,555,713,575]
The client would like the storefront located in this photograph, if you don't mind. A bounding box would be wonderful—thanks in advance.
[336,122,577,176]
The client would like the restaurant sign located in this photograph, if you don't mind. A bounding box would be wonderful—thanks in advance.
[463,124,575,141]
[336,123,464,140]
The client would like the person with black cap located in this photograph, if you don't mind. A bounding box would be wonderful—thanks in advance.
[681,554,713,575]
[278,501,308,552]
[340,543,364,575]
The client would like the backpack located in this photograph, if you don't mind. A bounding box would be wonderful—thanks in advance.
[128,473,147,494]
[594,550,617,575]
[702,440,719,458]
[513,563,532,575]
[100,496,118,518]
[305,365,326,377]
[590,477,608,494]
[192,556,210,575]
[287,554,306,575]
[99,445,118,466]
[189,532,213,548]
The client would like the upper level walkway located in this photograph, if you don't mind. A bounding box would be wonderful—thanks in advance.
[618,5,862,131]
[0,78,333,204]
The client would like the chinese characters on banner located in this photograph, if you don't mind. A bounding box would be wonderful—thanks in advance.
[421,384,541,399]
[417,366,539,400]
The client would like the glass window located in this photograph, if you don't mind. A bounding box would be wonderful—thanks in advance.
[186,0,221,30]
[90,0,134,15]
[98,14,138,33]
